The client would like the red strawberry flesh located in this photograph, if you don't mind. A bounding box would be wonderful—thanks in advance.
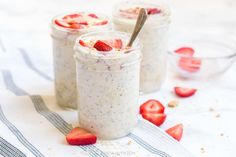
[147,8,161,15]
[174,87,197,97]
[93,40,113,52]
[140,99,165,114]
[166,124,183,141]
[142,113,166,126]
[66,127,97,145]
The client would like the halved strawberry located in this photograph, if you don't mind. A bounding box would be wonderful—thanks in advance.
[175,47,195,56]
[93,40,112,51]
[63,13,81,20]
[55,19,70,28]
[174,87,197,97]
[142,113,166,126]
[66,127,97,145]
[179,57,202,73]
[140,99,165,114]
[95,20,108,26]
[147,8,161,15]
[88,13,98,18]
[166,124,183,141]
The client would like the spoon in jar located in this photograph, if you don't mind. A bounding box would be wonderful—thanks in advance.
[126,8,148,48]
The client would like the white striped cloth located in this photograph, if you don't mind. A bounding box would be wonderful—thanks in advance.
[0,38,195,157]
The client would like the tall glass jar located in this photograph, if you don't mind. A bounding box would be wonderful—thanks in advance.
[51,12,110,109]
[74,31,142,139]
[112,0,171,93]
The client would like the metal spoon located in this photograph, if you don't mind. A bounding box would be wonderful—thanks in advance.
[126,8,148,48]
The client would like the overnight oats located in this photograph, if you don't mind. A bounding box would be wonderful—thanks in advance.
[51,12,110,109]
[113,1,171,93]
[74,31,141,139]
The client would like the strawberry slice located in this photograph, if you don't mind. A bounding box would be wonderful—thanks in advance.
[88,13,98,18]
[174,87,197,97]
[66,127,97,145]
[93,40,112,52]
[69,23,83,29]
[95,20,108,26]
[79,40,89,47]
[63,13,81,20]
[175,47,195,56]
[147,8,161,15]
[55,19,70,28]
[179,57,202,73]
[105,39,123,49]
[142,113,166,126]
[140,99,165,114]
[166,124,183,141]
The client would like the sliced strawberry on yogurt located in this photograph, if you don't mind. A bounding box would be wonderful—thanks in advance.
[63,13,81,20]
[175,47,195,56]
[142,113,166,126]
[174,87,197,98]
[88,13,98,18]
[140,99,165,114]
[66,127,97,145]
[147,8,161,15]
[95,20,108,26]
[55,19,70,28]
[79,40,89,47]
[105,39,123,49]
[166,124,183,141]
[94,40,113,52]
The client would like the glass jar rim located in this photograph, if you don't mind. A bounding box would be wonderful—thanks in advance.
[74,30,142,60]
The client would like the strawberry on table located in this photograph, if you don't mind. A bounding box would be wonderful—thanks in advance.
[165,124,183,141]
[66,127,97,146]
[93,40,113,51]
[142,113,166,126]
[140,99,165,114]
[174,87,197,98]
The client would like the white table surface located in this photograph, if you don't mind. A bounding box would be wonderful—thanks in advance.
[1,0,236,157]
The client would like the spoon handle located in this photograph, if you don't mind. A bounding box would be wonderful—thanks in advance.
[127,8,148,47]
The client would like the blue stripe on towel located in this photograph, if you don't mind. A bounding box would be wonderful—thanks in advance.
[1,70,108,157]
[0,105,45,157]
[0,136,26,157]
[128,133,171,157]
[18,48,53,81]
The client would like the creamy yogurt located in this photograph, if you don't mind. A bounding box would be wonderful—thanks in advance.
[51,12,110,109]
[112,0,171,93]
[74,31,141,139]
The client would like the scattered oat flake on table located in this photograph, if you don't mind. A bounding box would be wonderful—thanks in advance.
[215,113,221,118]
[200,147,205,154]
[208,107,215,112]
[127,140,132,145]
[168,100,179,108]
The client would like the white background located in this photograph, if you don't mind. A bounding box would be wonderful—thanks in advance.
[1,0,236,156]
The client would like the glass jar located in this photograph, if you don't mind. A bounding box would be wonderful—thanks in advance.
[112,0,171,93]
[74,31,142,139]
[51,12,110,109]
